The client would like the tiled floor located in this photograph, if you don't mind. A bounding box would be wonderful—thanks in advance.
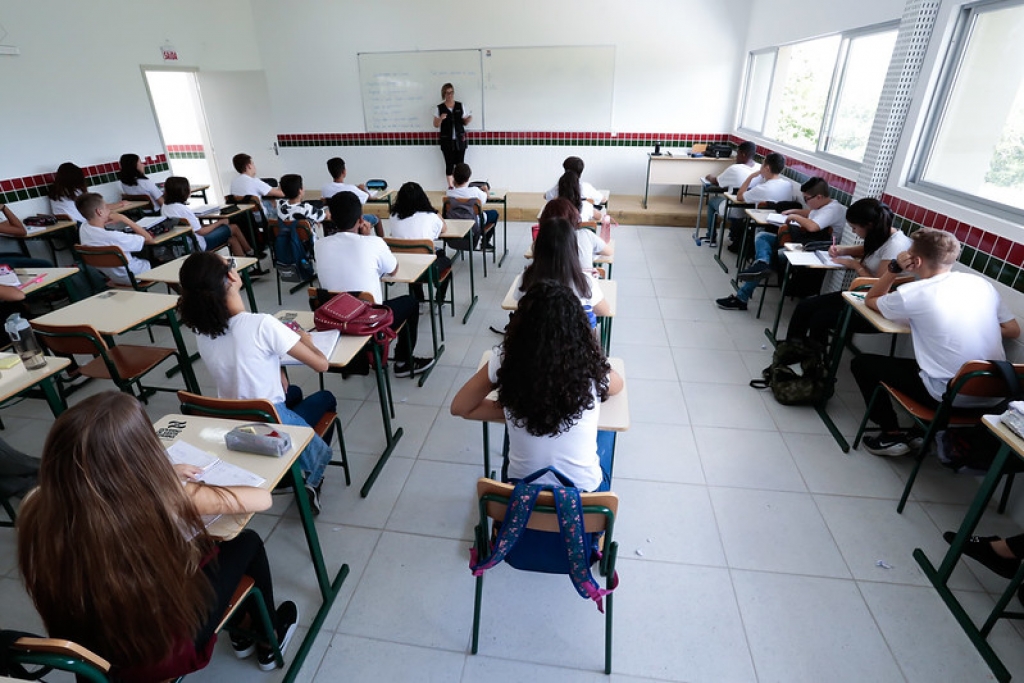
[3,221,1024,682]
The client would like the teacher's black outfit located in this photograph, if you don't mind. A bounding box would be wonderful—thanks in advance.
[437,100,468,177]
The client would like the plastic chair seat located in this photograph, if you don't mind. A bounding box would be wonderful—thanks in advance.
[78,345,177,382]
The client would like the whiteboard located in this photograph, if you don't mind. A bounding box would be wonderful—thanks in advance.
[482,46,615,131]
[358,50,483,132]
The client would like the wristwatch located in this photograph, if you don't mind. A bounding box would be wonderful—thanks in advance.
[887,260,904,274]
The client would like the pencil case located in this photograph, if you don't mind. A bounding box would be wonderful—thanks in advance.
[225,423,292,457]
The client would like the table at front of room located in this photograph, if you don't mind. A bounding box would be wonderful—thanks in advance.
[502,278,618,355]
[914,414,1024,683]
[30,289,200,393]
[643,154,733,209]
[152,413,347,683]
[381,252,443,386]
[0,354,70,418]
[439,218,478,324]
[142,255,260,312]
[274,310,403,498]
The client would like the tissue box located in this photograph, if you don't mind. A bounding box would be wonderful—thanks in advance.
[225,423,292,458]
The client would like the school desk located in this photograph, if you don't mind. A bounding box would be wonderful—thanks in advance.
[643,153,733,209]
[381,252,444,386]
[152,413,347,683]
[912,413,1021,683]
[200,204,258,265]
[31,289,200,393]
[501,278,618,354]
[190,184,210,203]
[439,218,478,324]
[9,266,81,300]
[712,192,756,273]
[0,353,70,417]
[116,199,151,214]
[149,222,201,253]
[141,255,259,312]
[11,218,78,261]
[762,240,843,346]
[274,310,402,498]
[525,238,615,278]
[483,188,510,267]
[470,352,629,478]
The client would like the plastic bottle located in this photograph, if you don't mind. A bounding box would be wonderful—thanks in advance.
[4,313,47,369]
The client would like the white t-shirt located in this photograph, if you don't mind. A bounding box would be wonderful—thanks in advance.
[575,228,608,271]
[877,271,1014,402]
[314,231,396,304]
[161,203,205,250]
[488,345,602,491]
[714,161,758,190]
[807,199,847,237]
[742,176,793,205]
[321,181,368,204]
[389,212,444,240]
[544,179,603,204]
[196,313,299,405]
[447,186,488,205]
[862,230,912,276]
[120,178,162,209]
[50,193,85,224]
[229,174,273,199]
[78,223,150,285]
[512,272,604,328]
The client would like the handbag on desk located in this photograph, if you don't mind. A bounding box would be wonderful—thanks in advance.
[312,291,397,365]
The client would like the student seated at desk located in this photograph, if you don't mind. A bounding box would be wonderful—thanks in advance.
[451,281,623,491]
[544,156,604,206]
[229,153,285,202]
[76,192,154,286]
[17,391,299,681]
[49,162,125,226]
[118,153,163,211]
[320,157,381,236]
[854,228,1020,456]
[162,176,252,255]
[177,251,336,513]
[785,198,911,344]
[515,217,609,329]
[538,198,613,274]
[388,181,452,304]
[723,152,792,254]
[275,173,327,256]
[556,169,604,223]
[446,163,498,243]
[315,191,435,378]
[0,203,53,269]
[704,140,758,242]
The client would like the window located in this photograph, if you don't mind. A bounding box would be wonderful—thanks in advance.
[912,0,1024,218]
[738,25,897,163]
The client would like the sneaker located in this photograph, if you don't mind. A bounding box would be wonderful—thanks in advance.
[737,260,771,281]
[862,433,912,457]
[726,242,740,254]
[716,295,747,311]
[943,532,1021,579]
[304,481,322,516]
[230,633,256,659]
[393,356,436,378]
[257,601,299,671]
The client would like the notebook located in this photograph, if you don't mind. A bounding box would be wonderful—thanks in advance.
[165,440,266,487]
[280,329,340,366]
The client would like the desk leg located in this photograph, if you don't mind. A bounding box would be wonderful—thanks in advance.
[360,342,405,497]
[240,268,259,313]
[694,185,707,246]
[498,200,509,267]
[482,423,491,478]
[282,461,350,683]
[461,235,478,324]
[643,157,652,210]
[40,375,66,417]
[765,261,792,347]
[165,311,199,393]
[417,272,444,387]
[713,199,732,273]
[814,304,853,452]
[735,216,753,271]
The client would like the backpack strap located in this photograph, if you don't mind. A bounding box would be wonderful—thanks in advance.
[988,359,1024,398]
[551,486,617,613]
[469,479,542,575]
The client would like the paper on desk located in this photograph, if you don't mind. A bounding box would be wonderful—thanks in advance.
[766,213,788,225]
[784,250,842,268]
[0,265,20,287]
[166,440,266,487]
[280,329,339,366]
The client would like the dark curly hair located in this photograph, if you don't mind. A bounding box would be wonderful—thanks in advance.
[522,217,590,299]
[390,181,438,219]
[177,251,233,338]
[497,281,610,437]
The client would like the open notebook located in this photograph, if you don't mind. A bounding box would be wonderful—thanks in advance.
[165,440,266,487]
[280,329,340,366]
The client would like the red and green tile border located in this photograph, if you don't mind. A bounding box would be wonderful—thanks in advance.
[0,155,169,204]
[275,131,734,148]
[167,144,206,160]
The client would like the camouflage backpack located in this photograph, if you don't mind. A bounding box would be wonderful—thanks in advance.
[750,339,830,405]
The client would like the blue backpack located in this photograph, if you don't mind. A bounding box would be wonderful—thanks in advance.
[274,220,315,283]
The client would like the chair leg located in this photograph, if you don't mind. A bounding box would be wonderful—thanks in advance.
[471,573,484,655]
[853,384,885,449]
[605,592,613,674]
[326,416,351,486]
[249,586,284,670]
[276,273,283,307]
[999,471,1016,514]
[1,497,16,527]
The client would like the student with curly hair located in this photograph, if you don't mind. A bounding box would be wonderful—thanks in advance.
[451,281,623,491]
[17,391,298,681]
[177,251,335,512]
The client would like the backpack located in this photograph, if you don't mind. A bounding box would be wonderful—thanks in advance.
[444,199,482,251]
[469,467,618,612]
[312,290,397,366]
[274,220,315,283]
[750,339,830,405]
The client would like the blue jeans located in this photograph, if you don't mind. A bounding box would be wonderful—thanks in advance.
[275,387,336,487]
[482,209,499,228]
[736,231,777,302]
[363,214,379,227]
[594,430,615,492]
[201,223,232,251]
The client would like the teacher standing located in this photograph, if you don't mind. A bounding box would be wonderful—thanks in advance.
[433,82,472,189]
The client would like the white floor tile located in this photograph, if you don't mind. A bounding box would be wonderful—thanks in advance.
[695,426,807,492]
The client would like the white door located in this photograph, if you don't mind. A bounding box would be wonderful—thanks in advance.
[196,70,280,197]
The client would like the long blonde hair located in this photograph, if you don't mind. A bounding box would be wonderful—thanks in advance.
[18,391,214,667]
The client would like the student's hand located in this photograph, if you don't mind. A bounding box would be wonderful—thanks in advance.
[173,463,203,482]
[833,256,860,271]
[828,245,842,258]
[895,250,919,272]
[357,218,372,236]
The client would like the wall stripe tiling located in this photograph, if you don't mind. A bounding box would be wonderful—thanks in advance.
[276,131,732,148]
[0,154,169,206]
[167,144,205,160]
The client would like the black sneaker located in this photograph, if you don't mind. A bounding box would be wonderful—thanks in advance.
[716,295,747,311]
[393,356,436,378]
[862,433,911,457]
[737,260,771,281]
[230,633,255,659]
[304,482,322,516]
[943,532,1021,579]
[257,601,299,671]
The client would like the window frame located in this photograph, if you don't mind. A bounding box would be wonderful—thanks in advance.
[907,0,1024,224]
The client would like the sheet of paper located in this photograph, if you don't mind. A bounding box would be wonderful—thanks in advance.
[166,440,266,487]
[0,265,20,286]
[767,213,787,225]
[136,216,163,229]
[192,204,218,215]
[784,250,841,268]
[281,329,340,366]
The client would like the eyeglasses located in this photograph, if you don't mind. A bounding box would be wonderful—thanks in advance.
[802,194,820,202]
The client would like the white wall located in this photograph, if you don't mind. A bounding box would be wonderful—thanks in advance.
[743,0,902,50]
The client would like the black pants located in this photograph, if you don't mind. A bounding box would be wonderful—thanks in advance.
[851,354,937,433]
[0,436,38,498]
[440,142,466,177]
[787,291,878,346]
[384,294,420,364]
[1005,534,1024,558]
[409,249,453,303]
[195,529,277,648]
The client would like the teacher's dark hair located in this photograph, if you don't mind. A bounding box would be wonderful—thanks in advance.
[497,281,610,437]
[177,251,233,338]
[522,217,590,299]
[391,182,437,219]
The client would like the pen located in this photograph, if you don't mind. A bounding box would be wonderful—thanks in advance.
[18,275,46,289]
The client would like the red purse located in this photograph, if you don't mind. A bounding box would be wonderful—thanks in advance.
[313,292,397,362]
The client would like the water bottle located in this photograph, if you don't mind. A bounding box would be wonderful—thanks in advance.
[5,313,47,369]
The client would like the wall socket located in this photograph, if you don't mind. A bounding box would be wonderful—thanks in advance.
[0,45,21,55]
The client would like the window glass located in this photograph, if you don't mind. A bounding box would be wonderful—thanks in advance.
[825,30,898,161]
[764,36,841,151]
[741,51,775,132]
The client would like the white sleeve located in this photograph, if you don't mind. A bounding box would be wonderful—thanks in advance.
[256,179,273,197]
[487,345,503,383]
[377,238,397,276]
[430,214,444,239]
[259,315,301,356]
[543,186,558,202]
[997,298,1015,324]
